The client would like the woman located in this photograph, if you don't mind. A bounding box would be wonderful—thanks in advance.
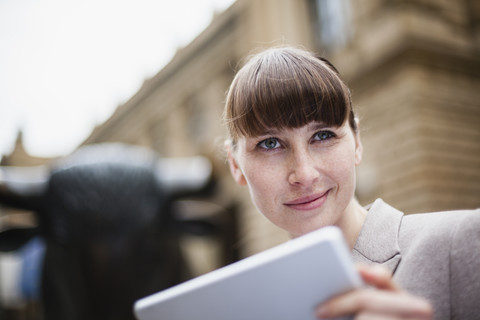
[224,46,480,319]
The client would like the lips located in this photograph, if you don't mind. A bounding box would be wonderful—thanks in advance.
[284,190,330,211]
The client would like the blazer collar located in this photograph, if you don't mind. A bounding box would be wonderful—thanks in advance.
[352,199,403,274]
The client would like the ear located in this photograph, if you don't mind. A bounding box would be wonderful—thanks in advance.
[354,120,363,166]
[225,142,247,186]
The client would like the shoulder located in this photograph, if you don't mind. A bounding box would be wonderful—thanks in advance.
[398,207,480,318]
[401,208,480,241]
[411,208,480,265]
[399,209,480,282]
[441,210,480,318]
[403,209,480,299]
[399,208,480,256]
[399,206,480,264]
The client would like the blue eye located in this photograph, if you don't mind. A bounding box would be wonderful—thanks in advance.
[258,138,280,149]
[314,130,335,141]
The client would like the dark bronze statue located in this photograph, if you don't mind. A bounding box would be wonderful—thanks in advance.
[0,143,222,320]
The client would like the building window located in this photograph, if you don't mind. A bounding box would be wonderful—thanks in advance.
[311,0,353,52]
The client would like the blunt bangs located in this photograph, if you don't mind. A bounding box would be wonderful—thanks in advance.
[224,47,355,142]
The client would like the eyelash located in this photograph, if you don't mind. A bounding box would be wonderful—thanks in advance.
[313,130,336,141]
[257,137,281,150]
[257,130,336,150]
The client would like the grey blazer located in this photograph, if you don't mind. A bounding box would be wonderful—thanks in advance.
[352,199,480,320]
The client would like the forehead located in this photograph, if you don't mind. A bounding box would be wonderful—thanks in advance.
[225,48,351,142]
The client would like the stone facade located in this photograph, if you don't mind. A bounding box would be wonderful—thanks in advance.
[82,0,480,257]
[338,0,480,214]
[6,0,480,260]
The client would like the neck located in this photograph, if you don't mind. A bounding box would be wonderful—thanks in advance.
[337,198,368,249]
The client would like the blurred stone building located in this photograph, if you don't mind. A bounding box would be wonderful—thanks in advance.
[80,0,480,257]
[4,0,479,261]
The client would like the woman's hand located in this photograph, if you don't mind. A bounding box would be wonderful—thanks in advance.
[315,264,433,319]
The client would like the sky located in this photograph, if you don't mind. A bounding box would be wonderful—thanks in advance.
[0,0,235,158]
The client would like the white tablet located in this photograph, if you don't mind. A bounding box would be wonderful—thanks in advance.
[134,226,361,320]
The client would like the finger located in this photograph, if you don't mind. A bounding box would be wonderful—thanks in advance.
[316,289,433,319]
[355,312,404,320]
[357,264,400,291]
[317,290,432,319]
[356,310,433,320]
[355,312,432,320]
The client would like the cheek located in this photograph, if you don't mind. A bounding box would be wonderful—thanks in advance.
[242,161,282,212]
[321,139,357,186]
[330,144,358,192]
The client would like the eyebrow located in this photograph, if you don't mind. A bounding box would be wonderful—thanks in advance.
[252,121,333,138]
[303,122,335,133]
[247,127,283,138]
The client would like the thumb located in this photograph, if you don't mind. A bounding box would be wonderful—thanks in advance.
[357,264,400,291]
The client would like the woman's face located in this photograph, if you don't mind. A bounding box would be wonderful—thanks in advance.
[227,121,363,237]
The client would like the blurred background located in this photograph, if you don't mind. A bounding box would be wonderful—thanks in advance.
[1,0,480,318]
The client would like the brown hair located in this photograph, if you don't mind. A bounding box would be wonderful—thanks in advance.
[224,46,356,143]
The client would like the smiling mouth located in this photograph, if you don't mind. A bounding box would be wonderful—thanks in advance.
[284,190,330,211]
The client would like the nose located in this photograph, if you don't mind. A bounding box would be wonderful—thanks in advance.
[287,149,320,186]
